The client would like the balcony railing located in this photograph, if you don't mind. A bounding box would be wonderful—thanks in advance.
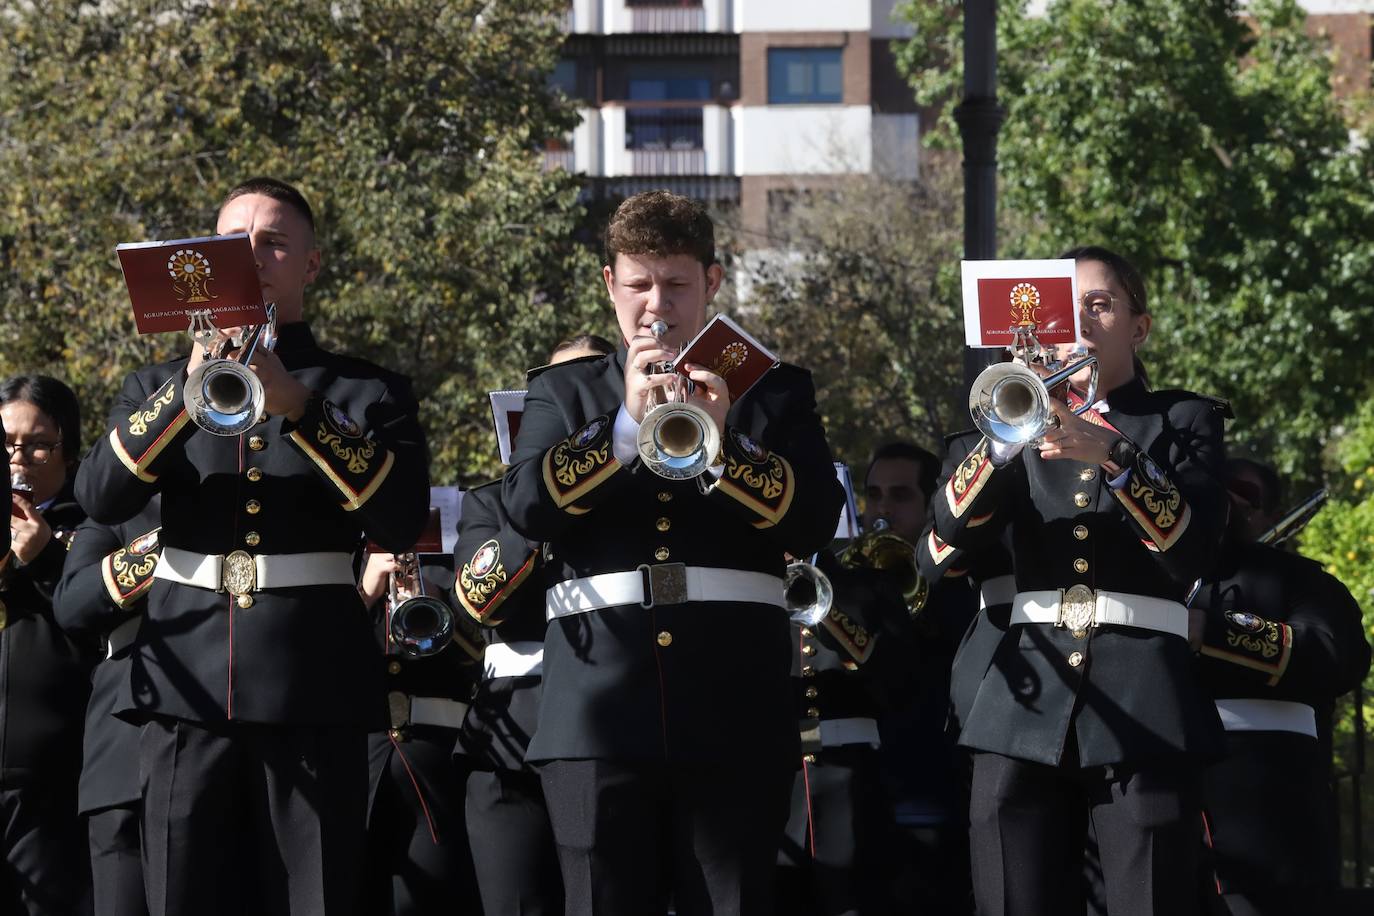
[629,148,706,175]
[543,149,576,172]
[628,2,705,32]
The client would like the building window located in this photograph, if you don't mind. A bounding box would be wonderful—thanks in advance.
[767,48,843,105]
[625,108,704,151]
[549,58,579,98]
[626,61,713,102]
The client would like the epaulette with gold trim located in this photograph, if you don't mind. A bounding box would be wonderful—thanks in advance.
[109,376,190,483]
[1199,609,1293,686]
[713,426,794,529]
[1111,451,1191,553]
[101,527,161,608]
[820,607,876,665]
[455,537,540,626]
[944,437,993,520]
[287,398,394,511]
[540,413,621,514]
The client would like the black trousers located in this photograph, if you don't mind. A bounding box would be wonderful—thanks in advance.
[365,731,479,916]
[774,747,893,916]
[538,758,794,916]
[88,805,145,916]
[969,751,1202,916]
[139,716,368,916]
[466,767,563,916]
[0,780,91,915]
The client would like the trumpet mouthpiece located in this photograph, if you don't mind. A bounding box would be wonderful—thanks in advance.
[650,320,669,339]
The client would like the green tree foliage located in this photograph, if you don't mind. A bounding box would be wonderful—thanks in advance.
[729,162,967,469]
[898,0,1374,488]
[0,0,611,483]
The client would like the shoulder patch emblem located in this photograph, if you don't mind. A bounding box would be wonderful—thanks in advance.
[1138,454,1169,491]
[129,529,161,555]
[1225,610,1265,633]
[572,416,608,449]
[731,428,768,463]
[324,401,363,438]
[470,540,501,579]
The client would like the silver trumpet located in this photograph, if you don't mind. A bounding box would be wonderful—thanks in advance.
[184,304,278,436]
[636,319,722,480]
[387,552,455,658]
[969,346,1100,446]
[784,560,834,628]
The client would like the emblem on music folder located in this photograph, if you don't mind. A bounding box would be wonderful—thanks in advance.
[1010,282,1041,327]
[167,249,216,304]
[709,342,748,378]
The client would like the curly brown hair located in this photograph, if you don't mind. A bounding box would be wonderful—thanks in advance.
[603,190,716,269]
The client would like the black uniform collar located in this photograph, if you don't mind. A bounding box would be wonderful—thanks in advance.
[1096,375,1149,412]
[271,321,319,355]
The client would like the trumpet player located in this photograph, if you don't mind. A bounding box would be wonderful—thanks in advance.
[358,546,482,916]
[1189,459,1371,916]
[501,190,844,915]
[923,246,1231,916]
[76,177,430,916]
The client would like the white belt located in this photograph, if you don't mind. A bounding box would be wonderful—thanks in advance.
[1011,588,1187,640]
[979,575,1017,610]
[484,640,544,678]
[409,697,470,730]
[819,717,881,749]
[105,616,141,660]
[546,564,786,620]
[1214,698,1316,738]
[154,546,355,593]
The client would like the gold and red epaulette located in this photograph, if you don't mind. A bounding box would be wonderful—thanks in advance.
[944,438,993,520]
[287,398,394,511]
[821,608,877,665]
[714,427,795,529]
[109,377,190,483]
[1199,609,1293,686]
[456,537,540,626]
[1111,450,1191,552]
[101,527,161,608]
[541,413,621,515]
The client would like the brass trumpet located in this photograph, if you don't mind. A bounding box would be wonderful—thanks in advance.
[184,304,278,436]
[387,553,455,658]
[635,320,722,480]
[783,518,929,627]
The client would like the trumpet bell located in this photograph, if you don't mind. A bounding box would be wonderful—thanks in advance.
[389,595,456,658]
[636,402,722,480]
[969,362,1053,446]
[185,360,266,437]
[784,561,833,628]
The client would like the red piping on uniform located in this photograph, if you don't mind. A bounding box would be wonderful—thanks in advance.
[1200,809,1221,896]
[651,609,671,759]
[389,733,440,845]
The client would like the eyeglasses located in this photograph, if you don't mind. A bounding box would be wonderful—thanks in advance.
[1079,290,1121,319]
[5,441,61,465]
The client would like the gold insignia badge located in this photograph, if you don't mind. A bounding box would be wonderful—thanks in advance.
[167,249,215,303]
[1010,282,1041,326]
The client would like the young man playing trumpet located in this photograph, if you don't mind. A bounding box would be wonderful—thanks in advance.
[76,177,430,916]
[502,190,844,915]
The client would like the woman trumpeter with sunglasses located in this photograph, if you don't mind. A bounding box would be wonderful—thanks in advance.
[0,374,96,915]
[920,247,1231,916]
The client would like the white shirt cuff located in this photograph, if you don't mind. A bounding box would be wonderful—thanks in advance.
[612,404,640,466]
[1106,467,1132,490]
[989,439,1024,467]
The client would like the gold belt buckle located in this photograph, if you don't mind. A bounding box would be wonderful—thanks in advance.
[1059,584,1097,639]
[221,550,258,608]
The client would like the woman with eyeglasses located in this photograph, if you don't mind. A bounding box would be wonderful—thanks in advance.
[0,374,95,915]
[921,247,1231,916]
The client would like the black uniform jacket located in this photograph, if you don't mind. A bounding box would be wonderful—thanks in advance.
[501,346,844,765]
[0,481,94,785]
[75,322,430,728]
[453,480,547,772]
[1194,540,1372,890]
[53,499,161,813]
[922,378,1229,767]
